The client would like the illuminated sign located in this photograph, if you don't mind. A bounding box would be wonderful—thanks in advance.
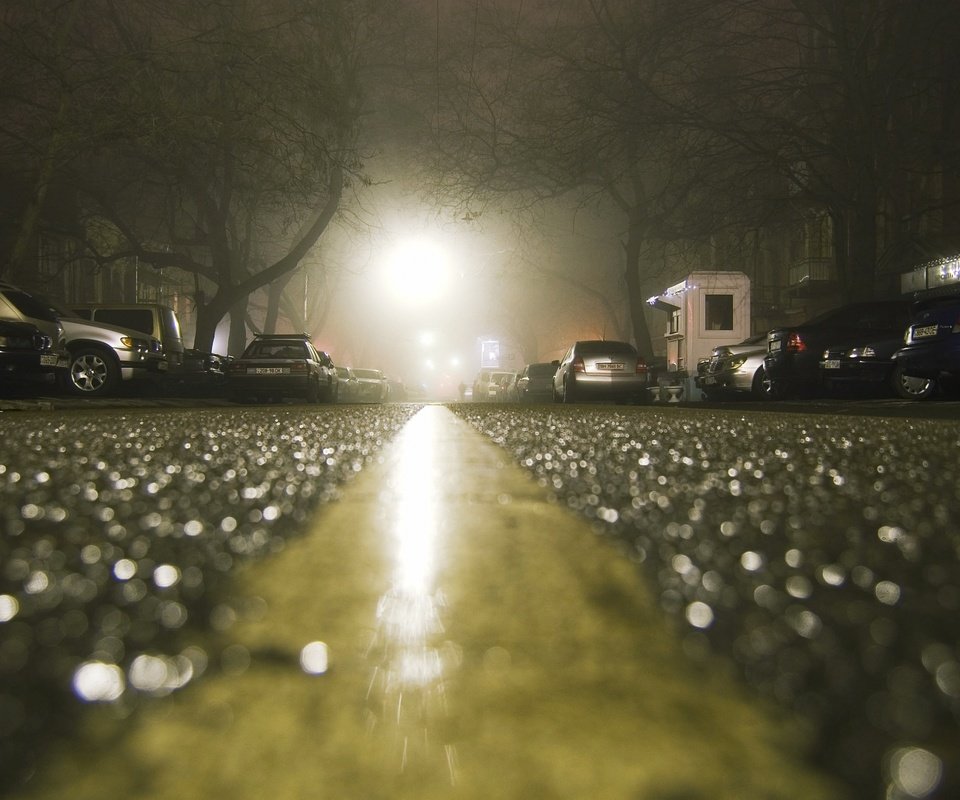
[480,339,500,368]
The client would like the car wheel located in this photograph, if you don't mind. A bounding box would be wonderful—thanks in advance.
[760,373,783,399]
[750,367,766,399]
[63,347,121,397]
[893,366,936,400]
[562,378,576,404]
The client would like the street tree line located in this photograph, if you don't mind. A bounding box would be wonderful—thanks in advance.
[0,0,413,352]
[1,0,958,359]
[427,0,960,358]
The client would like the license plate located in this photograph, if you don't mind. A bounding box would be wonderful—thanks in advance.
[157,361,169,371]
[253,367,287,375]
[40,354,58,366]
[823,360,841,369]
[596,362,624,370]
[702,375,717,385]
[768,340,782,352]
[913,324,938,338]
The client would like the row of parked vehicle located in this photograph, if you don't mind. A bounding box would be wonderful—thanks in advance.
[472,339,652,404]
[224,333,398,404]
[0,282,398,404]
[0,281,185,397]
[697,295,960,401]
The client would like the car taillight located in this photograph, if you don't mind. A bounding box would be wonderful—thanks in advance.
[290,362,307,373]
[572,356,585,373]
[635,357,648,375]
[786,332,806,353]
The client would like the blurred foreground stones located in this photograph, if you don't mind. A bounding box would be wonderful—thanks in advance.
[0,404,422,792]
[450,404,960,800]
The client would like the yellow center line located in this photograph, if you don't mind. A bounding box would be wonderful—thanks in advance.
[17,405,848,800]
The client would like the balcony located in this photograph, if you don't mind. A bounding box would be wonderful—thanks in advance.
[788,257,836,295]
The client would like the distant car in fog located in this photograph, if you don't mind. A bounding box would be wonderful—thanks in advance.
[353,368,388,402]
[516,362,558,402]
[473,369,517,401]
[552,340,649,404]
[335,366,360,402]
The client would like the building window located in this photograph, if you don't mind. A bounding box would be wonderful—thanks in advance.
[669,309,681,334]
[705,294,733,330]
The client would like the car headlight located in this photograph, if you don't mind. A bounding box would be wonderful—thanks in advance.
[120,336,149,350]
[728,357,747,370]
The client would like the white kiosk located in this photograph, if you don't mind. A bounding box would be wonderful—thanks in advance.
[647,271,751,401]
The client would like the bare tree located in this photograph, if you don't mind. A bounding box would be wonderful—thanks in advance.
[690,0,960,300]
[423,0,752,359]
[2,0,410,352]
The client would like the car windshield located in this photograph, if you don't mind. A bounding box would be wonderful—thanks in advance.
[2,288,64,322]
[354,369,382,379]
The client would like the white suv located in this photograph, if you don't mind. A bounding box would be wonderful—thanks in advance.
[0,282,166,397]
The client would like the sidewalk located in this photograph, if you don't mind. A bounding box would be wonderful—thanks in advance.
[17,406,846,799]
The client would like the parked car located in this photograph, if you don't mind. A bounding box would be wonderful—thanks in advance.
[0,282,67,359]
[0,282,166,397]
[227,333,337,403]
[69,302,185,371]
[516,362,558,402]
[473,370,517,401]
[471,368,493,401]
[335,366,360,402]
[494,371,518,401]
[763,300,912,398]
[171,349,230,396]
[386,378,408,401]
[352,368,388,403]
[818,335,905,396]
[552,340,650,404]
[0,319,67,386]
[697,334,768,400]
[891,294,960,399]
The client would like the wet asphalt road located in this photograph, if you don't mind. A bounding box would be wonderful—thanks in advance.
[1,396,959,798]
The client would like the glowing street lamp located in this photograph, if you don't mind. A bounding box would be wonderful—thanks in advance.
[382,237,450,306]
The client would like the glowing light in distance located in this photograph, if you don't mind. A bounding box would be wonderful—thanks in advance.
[383,237,449,305]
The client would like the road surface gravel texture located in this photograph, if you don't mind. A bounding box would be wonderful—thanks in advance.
[0,402,956,799]
[449,403,960,800]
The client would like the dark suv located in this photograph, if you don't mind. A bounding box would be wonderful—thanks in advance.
[0,319,67,385]
[227,333,338,403]
[891,294,960,399]
[764,300,912,398]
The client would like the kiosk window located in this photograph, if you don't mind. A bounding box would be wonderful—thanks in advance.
[705,294,733,330]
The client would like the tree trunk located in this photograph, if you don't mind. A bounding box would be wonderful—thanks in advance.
[623,228,654,362]
[846,198,879,301]
[227,297,250,356]
[189,167,344,353]
[265,272,296,333]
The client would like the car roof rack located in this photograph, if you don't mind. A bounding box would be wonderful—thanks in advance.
[252,332,311,340]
